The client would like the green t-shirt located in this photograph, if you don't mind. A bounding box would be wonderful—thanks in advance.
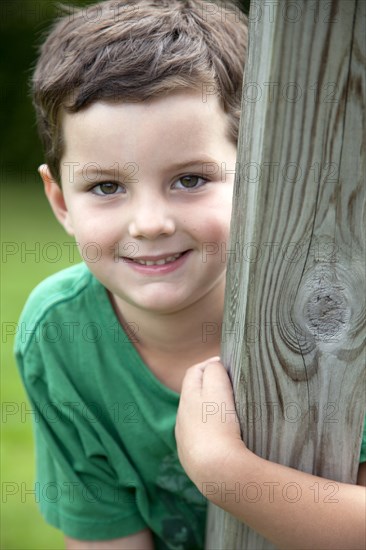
[15,263,366,548]
[15,263,207,549]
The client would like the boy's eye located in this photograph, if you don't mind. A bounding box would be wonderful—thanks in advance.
[173,175,207,190]
[92,182,124,195]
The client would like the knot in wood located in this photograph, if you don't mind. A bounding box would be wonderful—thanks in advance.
[306,286,348,341]
[297,264,351,347]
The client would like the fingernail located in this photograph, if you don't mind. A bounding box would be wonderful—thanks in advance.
[206,356,221,363]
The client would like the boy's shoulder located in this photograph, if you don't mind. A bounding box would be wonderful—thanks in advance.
[16,263,94,351]
[20,263,92,319]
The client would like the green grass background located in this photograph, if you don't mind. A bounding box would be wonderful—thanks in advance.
[1,177,78,549]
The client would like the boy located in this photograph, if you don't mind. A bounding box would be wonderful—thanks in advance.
[16,1,247,548]
[15,1,365,550]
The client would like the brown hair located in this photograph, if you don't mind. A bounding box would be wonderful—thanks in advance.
[32,0,248,184]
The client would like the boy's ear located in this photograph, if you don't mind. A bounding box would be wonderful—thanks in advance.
[38,164,75,236]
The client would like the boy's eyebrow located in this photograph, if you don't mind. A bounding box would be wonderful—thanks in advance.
[73,166,120,178]
[167,157,220,171]
[73,157,220,178]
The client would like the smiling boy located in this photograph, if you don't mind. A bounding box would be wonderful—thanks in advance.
[15,0,365,549]
[42,92,237,392]
[15,1,246,548]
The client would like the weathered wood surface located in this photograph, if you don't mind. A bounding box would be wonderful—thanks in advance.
[205,1,365,548]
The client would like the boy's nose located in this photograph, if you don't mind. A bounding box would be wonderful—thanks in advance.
[128,197,176,239]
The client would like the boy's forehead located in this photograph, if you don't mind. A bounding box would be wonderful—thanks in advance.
[62,90,226,129]
[61,90,234,165]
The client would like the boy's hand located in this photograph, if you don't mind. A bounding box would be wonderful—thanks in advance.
[175,358,245,486]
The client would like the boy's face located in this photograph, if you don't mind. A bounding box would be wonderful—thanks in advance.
[42,90,237,315]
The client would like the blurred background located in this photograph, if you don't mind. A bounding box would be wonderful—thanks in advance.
[1,0,250,547]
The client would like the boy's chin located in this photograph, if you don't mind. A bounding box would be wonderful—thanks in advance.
[111,289,199,317]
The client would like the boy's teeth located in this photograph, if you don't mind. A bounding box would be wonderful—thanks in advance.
[134,253,183,266]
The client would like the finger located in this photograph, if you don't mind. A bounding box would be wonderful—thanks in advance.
[202,360,235,396]
[180,357,221,395]
[194,356,221,371]
[202,359,230,383]
[201,363,241,428]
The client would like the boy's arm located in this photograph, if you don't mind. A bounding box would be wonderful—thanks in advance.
[175,359,366,550]
[65,528,154,549]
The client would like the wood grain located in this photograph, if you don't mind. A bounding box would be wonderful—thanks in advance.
[206,1,365,548]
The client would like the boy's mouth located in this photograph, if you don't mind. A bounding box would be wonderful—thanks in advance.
[123,250,190,266]
[132,252,183,266]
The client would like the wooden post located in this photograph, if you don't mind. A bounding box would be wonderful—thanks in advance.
[205,1,365,548]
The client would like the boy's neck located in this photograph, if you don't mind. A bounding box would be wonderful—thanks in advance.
[109,281,225,364]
